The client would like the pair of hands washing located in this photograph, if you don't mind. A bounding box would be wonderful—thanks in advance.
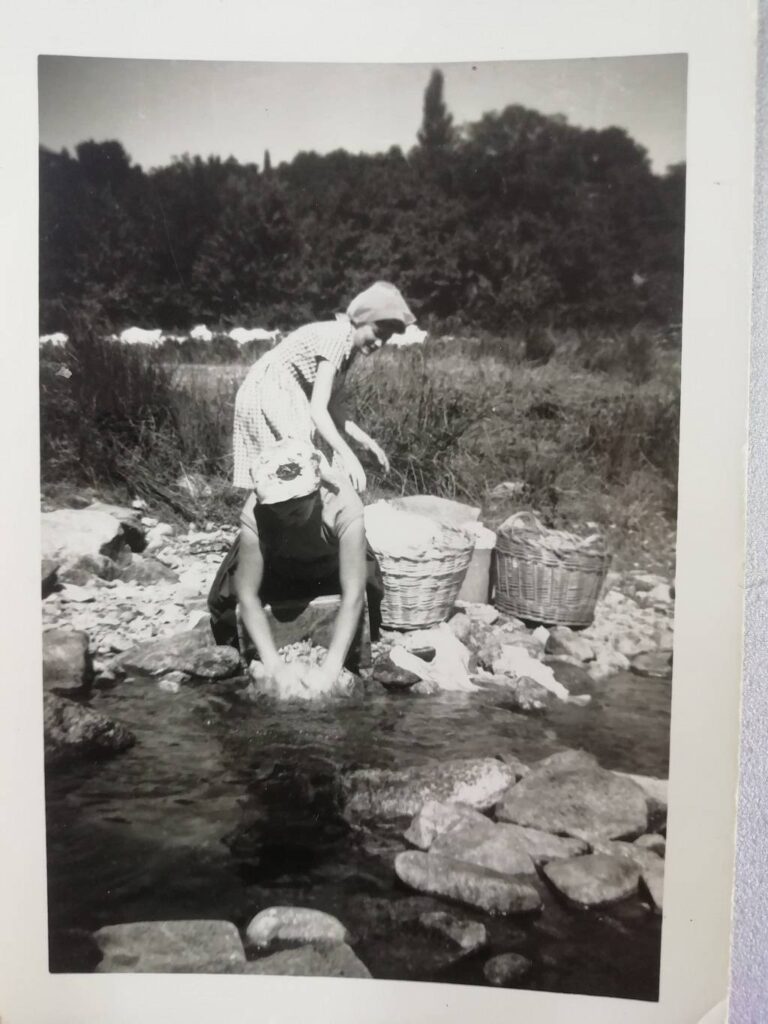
[248,646,352,700]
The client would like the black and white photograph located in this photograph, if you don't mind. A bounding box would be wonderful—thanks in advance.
[35,52,685,999]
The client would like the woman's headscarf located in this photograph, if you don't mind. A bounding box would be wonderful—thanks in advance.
[346,281,416,329]
[250,439,323,504]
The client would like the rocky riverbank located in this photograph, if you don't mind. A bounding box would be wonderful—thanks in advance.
[40,498,672,981]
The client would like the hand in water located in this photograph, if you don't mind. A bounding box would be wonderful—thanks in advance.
[250,659,308,699]
[302,664,339,696]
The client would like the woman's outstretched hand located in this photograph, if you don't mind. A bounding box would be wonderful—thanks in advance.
[367,440,390,473]
[340,450,367,492]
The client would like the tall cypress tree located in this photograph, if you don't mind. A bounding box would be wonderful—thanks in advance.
[417,69,455,153]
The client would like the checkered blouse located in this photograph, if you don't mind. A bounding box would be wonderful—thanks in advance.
[232,320,355,489]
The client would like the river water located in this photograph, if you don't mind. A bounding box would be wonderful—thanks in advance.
[45,669,670,999]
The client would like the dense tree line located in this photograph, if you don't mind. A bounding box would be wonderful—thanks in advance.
[39,70,685,335]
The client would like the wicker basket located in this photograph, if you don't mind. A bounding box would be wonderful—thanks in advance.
[371,525,475,630]
[493,511,610,627]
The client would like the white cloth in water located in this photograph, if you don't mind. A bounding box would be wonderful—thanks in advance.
[388,623,476,692]
[248,642,356,701]
[491,645,572,702]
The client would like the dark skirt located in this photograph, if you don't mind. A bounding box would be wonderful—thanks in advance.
[207,534,384,651]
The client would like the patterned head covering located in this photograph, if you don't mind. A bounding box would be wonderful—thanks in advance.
[346,281,416,330]
[250,439,323,504]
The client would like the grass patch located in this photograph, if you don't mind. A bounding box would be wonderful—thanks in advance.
[39,324,680,573]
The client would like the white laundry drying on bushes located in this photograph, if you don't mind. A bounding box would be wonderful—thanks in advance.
[228,326,281,345]
[119,327,164,347]
[39,332,68,347]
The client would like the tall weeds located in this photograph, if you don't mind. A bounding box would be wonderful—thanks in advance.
[39,321,680,556]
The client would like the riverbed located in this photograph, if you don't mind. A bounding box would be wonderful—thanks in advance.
[45,666,669,999]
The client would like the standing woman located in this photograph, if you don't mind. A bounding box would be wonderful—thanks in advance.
[232,281,415,493]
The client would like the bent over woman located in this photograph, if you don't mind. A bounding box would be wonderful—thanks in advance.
[209,439,383,697]
[232,281,415,493]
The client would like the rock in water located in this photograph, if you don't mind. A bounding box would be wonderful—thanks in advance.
[241,943,371,978]
[483,952,533,986]
[529,749,599,774]
[613,772,668,822]
[459,822,587,866]
[542,854,640,908]
[404,800,494,850]
[342,758,516,819]
[394,851,542,915]
[496,760,648,842]
[94,920,245,973]
[186,647,241,679]
[429,823,537,877]
[417,911,487,954]
[42,628,92,693]
[590,840,664,874]
[641,858,664,913]
[44,694,135,764]
[246,907,349,950]
[630,651,673,678]
[113,625,222,678]
[634,833,666,858]
[371,651,421,690]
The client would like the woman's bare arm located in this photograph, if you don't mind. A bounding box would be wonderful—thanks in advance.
[233,526,283,676]
[322,517,367,679]
[310,361,366,489]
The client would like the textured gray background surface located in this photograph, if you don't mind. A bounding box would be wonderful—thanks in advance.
[729,2,767,1020]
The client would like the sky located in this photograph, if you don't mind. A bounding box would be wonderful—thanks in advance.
[38,54,686,175]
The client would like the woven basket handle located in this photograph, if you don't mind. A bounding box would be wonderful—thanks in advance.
[498,510,544,534]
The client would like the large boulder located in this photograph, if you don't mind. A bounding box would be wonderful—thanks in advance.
[241,942,371,978]
[590,840,664,874]
[495,759,648,841]
[41,509,130,581]
[462,822,588,867]
[542,854,640,908]
[245,907,349,950]
[614,772,668,822]
[394,851,542,915]
[429,822,537,877]
[42,628,92,693]
[404,800,494,850]
[44,694,135,765]
[114,624,240,680]
[342,758,516,819]
[85,502,147,551]
[94,920,245,973]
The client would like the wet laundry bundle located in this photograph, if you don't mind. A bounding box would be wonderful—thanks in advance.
[247,641,357,701]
